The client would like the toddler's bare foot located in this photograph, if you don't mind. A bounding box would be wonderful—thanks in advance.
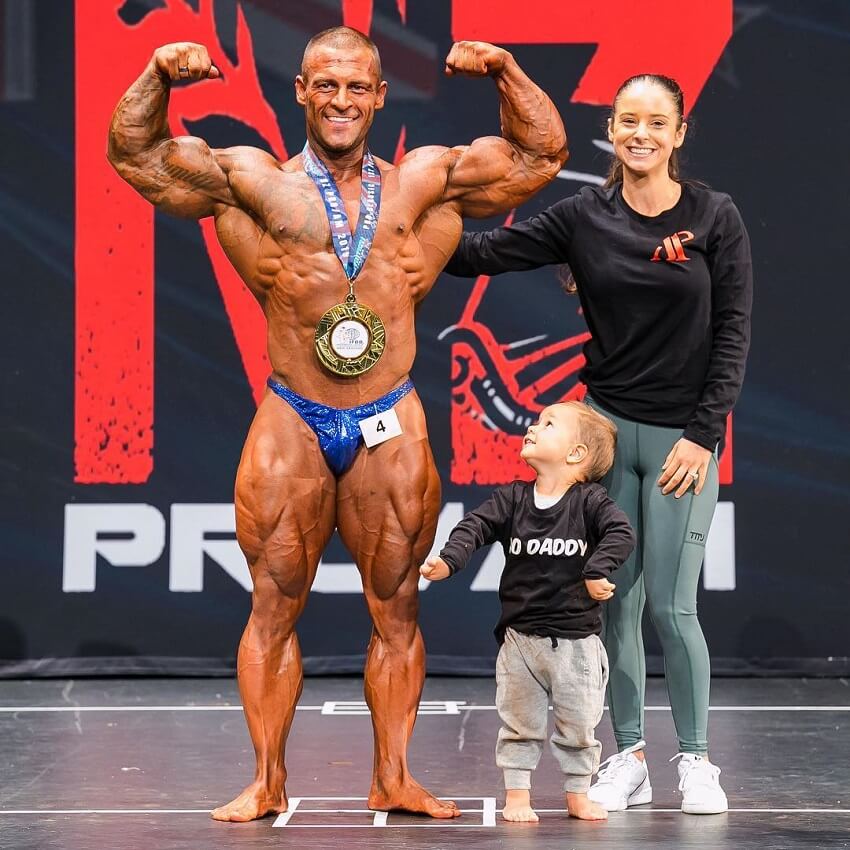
[566,791,608,821]
[502,789,539,823]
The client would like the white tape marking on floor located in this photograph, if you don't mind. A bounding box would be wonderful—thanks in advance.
[536,808,850,814]
[269,797,497,828]
[0,809,212,815]
[271,797,301,827]
[3,806,850,818]
[321,700,466,716]
[278,824,490,828]
[0,705,247,713]
[2,704,849,713]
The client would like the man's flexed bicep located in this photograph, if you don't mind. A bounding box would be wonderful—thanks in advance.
[445,136,559,218]
[108,42,241,219]
[110,136,239,219]
[441,42,568,217]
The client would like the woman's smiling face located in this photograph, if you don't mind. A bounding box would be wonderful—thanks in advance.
[608,79,687,179]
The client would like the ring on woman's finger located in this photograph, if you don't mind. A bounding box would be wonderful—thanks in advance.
[689,471,699,480]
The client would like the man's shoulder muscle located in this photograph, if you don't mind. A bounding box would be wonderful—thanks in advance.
[215,146,288,219]
[395,145,469,217]
[398,145,457,183]
[216,145,281,174]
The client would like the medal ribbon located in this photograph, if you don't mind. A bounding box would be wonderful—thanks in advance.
[302,142,382,283]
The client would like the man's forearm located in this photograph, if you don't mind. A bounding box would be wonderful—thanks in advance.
[108,63,171,165]
[495,58,567,165]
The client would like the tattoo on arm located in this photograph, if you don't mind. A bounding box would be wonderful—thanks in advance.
[158,160,225,191]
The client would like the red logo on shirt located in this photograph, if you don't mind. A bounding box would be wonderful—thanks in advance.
[651,230,695,262]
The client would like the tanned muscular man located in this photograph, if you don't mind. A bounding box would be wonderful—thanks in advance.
[108,26,567,822]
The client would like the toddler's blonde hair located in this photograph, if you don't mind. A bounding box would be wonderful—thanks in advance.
[561,401,618,482]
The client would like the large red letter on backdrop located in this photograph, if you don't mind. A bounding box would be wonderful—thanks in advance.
[452,0,731,112]
[74,0,284,483]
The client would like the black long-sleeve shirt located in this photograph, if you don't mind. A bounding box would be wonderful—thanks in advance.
[445,183,753,450]
[440,481,636,643]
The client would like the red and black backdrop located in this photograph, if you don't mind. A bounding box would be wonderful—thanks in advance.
[2,0,848,676]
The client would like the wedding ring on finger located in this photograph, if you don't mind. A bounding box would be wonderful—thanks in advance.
[689,471,699,481]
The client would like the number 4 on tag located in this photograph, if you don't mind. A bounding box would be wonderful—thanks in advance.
[360,407,403,448]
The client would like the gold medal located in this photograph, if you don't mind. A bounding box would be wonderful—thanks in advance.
[315,299,386,376]
[302,144,385,377]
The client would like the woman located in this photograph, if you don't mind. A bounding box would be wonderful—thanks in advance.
[445,74,752,814]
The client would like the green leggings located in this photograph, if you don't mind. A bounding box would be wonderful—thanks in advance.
[586,397,719,755]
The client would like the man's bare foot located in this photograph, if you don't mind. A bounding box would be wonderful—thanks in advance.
[566,791,608,821]
[210,781,288,823]
[502,789,539,823]
[368,777,460,818]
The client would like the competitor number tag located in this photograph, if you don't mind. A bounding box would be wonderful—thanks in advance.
[359,407,403,448]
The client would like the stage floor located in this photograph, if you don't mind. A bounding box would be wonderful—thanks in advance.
[0,677,848,849]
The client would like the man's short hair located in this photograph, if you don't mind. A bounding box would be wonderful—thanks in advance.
[301,26,383,81]
[562,401,618,482]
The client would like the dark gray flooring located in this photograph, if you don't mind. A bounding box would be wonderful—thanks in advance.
[0,677,848,849]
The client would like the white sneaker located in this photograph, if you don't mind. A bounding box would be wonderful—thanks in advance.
[588,741,653,811]
[672,753,729,814]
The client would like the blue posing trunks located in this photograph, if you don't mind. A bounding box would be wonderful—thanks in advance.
[267,377,414,476]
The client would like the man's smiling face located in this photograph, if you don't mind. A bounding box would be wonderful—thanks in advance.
[296,45,387,156]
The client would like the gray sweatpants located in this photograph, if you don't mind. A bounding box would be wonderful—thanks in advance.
[495,627,608,793]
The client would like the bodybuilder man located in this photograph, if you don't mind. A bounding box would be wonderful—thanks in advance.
[108,26,567,821]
